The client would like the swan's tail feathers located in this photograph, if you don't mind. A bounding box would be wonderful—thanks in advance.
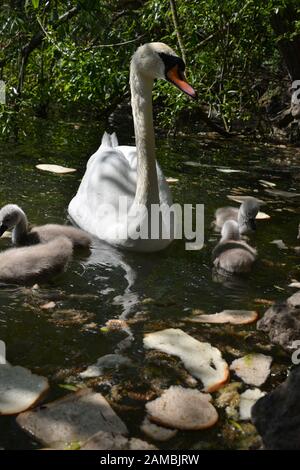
[110,132,119,147]
[101,131,112,147]
[100,131,119,148]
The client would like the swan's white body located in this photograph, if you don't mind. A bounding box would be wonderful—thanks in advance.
[68,42,195,252]
[68,137,172,252]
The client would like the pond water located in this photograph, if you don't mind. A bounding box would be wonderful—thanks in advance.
[0,118,299,449]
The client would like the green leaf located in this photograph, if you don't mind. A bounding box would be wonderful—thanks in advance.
[58,384,79,392]
[31,0,40,9]
[64,441,81,450]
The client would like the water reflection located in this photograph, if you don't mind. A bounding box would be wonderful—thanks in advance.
[83,239,139,319]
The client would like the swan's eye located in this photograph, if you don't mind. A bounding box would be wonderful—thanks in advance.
[158,52,185,77]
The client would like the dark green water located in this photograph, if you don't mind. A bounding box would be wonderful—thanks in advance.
[0,119,299,449]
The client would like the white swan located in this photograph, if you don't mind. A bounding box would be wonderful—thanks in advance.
[68,42,196,252]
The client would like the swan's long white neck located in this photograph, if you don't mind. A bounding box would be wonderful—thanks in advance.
[130,64,159,209]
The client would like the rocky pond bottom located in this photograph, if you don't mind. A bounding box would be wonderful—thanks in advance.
[1,120,300,449]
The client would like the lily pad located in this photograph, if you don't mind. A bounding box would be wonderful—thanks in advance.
[259,180,276,188]
[0,365,49,415]
[256,211,271,220]
[239,389,265,421]
[185,310,258,325]
[230,354,272,386]
[227,195,265,205]
[144,328,229,392]
[288,281,300,289]
[36,164,76,174]
[216,168,245,174]
[40,301,56,310]
[265,189,300,198]
[183,161,202,167]
[141,417,177,442]
[166,177,179,184]
[146,386,218,430]
[270,240,288,250]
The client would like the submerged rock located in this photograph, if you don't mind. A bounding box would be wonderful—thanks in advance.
[81,431,156,450]
[252,366,300,449]
[141,417,177,442]
[146,386,218,430]
[79,354,132,378]
[216,382,242,419]
[257,291,300,351]
[0,365,49,415]
[230,354,272,386]
[143,328,229,392]
[17,388,128,447]
[221,421,261,450]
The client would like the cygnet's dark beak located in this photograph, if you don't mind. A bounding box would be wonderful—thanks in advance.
[0,224,8,237]
[249,218,256,231]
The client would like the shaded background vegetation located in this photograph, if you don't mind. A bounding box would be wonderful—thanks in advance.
[0,0,300,141]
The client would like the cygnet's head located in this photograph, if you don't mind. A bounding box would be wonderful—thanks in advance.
[221,220,241,242]
[237,197,260,234]
[130,42,196,98]
[0,204,25,236]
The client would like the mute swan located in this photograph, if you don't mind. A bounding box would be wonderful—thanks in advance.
[68,42,196,252]
[212,220,257,274]
[214,197,260,234]
[0,204,91,248]
[0,236,72,284]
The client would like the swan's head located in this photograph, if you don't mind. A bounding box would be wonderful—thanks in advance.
[0,204,26,236]
[237,197,259,234]
[221,220,241,242]
[131,42,196,98]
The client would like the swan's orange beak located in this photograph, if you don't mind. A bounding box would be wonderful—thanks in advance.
[167,65,197,99]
